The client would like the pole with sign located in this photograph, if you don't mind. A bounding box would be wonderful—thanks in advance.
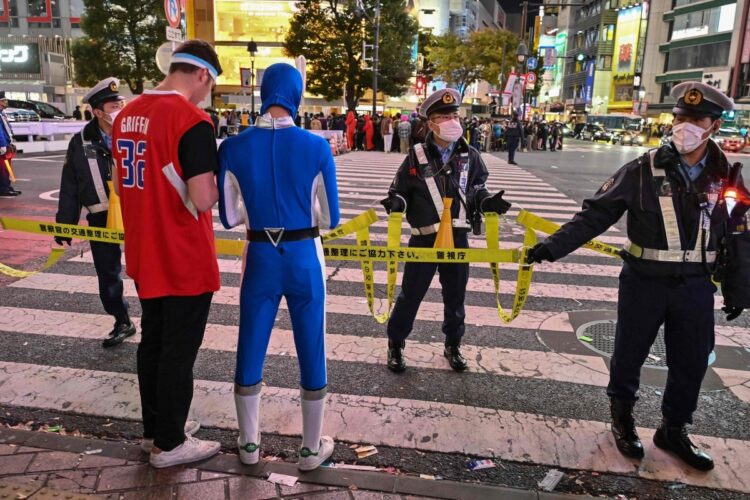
[164,0,183,49]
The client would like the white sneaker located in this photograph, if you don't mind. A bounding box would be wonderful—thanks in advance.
[149,436,220,468]
[297,436,334,471]
[237,434,260,465]
[141,420,202,454]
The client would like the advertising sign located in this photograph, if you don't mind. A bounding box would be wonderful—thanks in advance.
[614,6,642,74]
[583,61,595,104]
[611,5,642,104]
[0,43,41,74]
[543,48,557,68]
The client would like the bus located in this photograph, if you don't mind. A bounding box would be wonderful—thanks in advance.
[586,114,644,131]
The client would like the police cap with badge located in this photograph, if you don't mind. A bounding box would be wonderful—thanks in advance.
[671,81,734,119]
[83,77,124,110]
[418,88,462,119]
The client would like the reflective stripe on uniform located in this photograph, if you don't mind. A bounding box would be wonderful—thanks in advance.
[648,149,682,250]
[413,143,444,219]
[410,224,439,236]
[85,203,108,214]
[81,131,109,214]
[623,240,716,263]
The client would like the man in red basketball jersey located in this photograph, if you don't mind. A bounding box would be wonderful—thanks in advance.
[112,40,222,468]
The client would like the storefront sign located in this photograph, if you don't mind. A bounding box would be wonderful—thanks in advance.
[583,61,595,105]
[702,71,730,92]
[0,43,41,74]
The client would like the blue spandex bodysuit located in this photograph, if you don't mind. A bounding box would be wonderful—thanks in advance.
[218,67,339,392]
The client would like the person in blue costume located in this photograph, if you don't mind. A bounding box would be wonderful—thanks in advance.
[217,63,340,471]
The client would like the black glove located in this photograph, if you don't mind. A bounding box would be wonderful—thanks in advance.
[482,190,512,215]
[722,305,744,321]
[380,196,405,214]
[526,243,553,264]
[54,236,72,246]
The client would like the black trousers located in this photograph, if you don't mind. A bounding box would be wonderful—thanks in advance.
[387,231,469,342]
[607,264,715,425]
[137,292,213,451]
[507,138,519,163]
[87,212,128,320]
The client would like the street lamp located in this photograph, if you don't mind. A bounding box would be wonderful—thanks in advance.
[516,41,529,119]
[247,39,258,115]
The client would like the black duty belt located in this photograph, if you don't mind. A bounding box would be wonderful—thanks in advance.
[246,227,320,246]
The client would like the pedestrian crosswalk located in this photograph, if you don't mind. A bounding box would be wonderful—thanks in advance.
[0,151,749,494]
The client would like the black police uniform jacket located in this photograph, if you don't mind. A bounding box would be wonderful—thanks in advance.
[544,140,749,283]
[56,118,114,226]
[387,132,490,229]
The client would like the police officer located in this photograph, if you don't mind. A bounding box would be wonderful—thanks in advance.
[0,91,21,197]
[505,112,524,165]
[55,77,135,348]
[526,82,747,471]
[380,88,511,373]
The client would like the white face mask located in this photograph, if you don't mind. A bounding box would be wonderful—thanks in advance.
[101,108,121,125]
[432,118,463,142]
[671,121,712,154]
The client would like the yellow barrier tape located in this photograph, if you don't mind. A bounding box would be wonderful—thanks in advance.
[0,208,577,326]
[356,212,402,324]
[485,213,536,323]
[322,245,519,263]
[0,247,66,278]
[515,209,622,258]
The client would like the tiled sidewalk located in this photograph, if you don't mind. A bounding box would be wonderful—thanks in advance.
[0,428,580,500]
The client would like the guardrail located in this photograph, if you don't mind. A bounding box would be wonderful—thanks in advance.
[11,120,87,154]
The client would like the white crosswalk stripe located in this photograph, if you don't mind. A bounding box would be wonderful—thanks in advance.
[1,151,748,494]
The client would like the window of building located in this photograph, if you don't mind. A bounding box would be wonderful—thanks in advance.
[214,0,296,43]
[671,4,735,40]
[27,0,50,21]
[0,0,18,26]
[659,80,700,103]
[665,41,730,71]
[673,0,708,6]
[598,54,612,70]
[606,24,615,41]
[215,45,292,86]
[70,0,84,21]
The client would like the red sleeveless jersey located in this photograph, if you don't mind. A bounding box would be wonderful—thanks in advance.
[112,90,220,299]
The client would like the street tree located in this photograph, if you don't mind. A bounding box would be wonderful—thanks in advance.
[284,0,418,111]
[71,0,166,94]
[427,29,519,98]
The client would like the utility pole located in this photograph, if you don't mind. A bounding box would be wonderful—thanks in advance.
[371,1,381,116]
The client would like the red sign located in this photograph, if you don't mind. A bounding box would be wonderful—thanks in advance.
[164,0,181,29]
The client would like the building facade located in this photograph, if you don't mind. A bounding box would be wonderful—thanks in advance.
[640,0,745,124]
[0,0,81,110]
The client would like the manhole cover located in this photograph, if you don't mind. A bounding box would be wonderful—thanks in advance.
[576,320,715,370]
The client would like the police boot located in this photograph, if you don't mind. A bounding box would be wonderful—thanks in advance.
[387,339,406,373]
[443,337,468,372]
[653,419,714,471]
[609,397,644,459]
[102,316,136,348]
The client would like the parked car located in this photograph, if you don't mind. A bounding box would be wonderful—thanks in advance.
[560,124,575,137]
[6,99,68,120]
[714,127,745,153]
[2,107,41,122]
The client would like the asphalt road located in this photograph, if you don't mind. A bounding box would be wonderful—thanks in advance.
[0,143,749,499]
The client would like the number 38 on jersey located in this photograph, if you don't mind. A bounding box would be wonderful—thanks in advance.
[116,139,147,189]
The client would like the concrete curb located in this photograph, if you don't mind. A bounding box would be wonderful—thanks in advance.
[0,428,598,500]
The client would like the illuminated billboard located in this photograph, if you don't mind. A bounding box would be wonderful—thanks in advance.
[214,0,298,43]
[610,5,641,106]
